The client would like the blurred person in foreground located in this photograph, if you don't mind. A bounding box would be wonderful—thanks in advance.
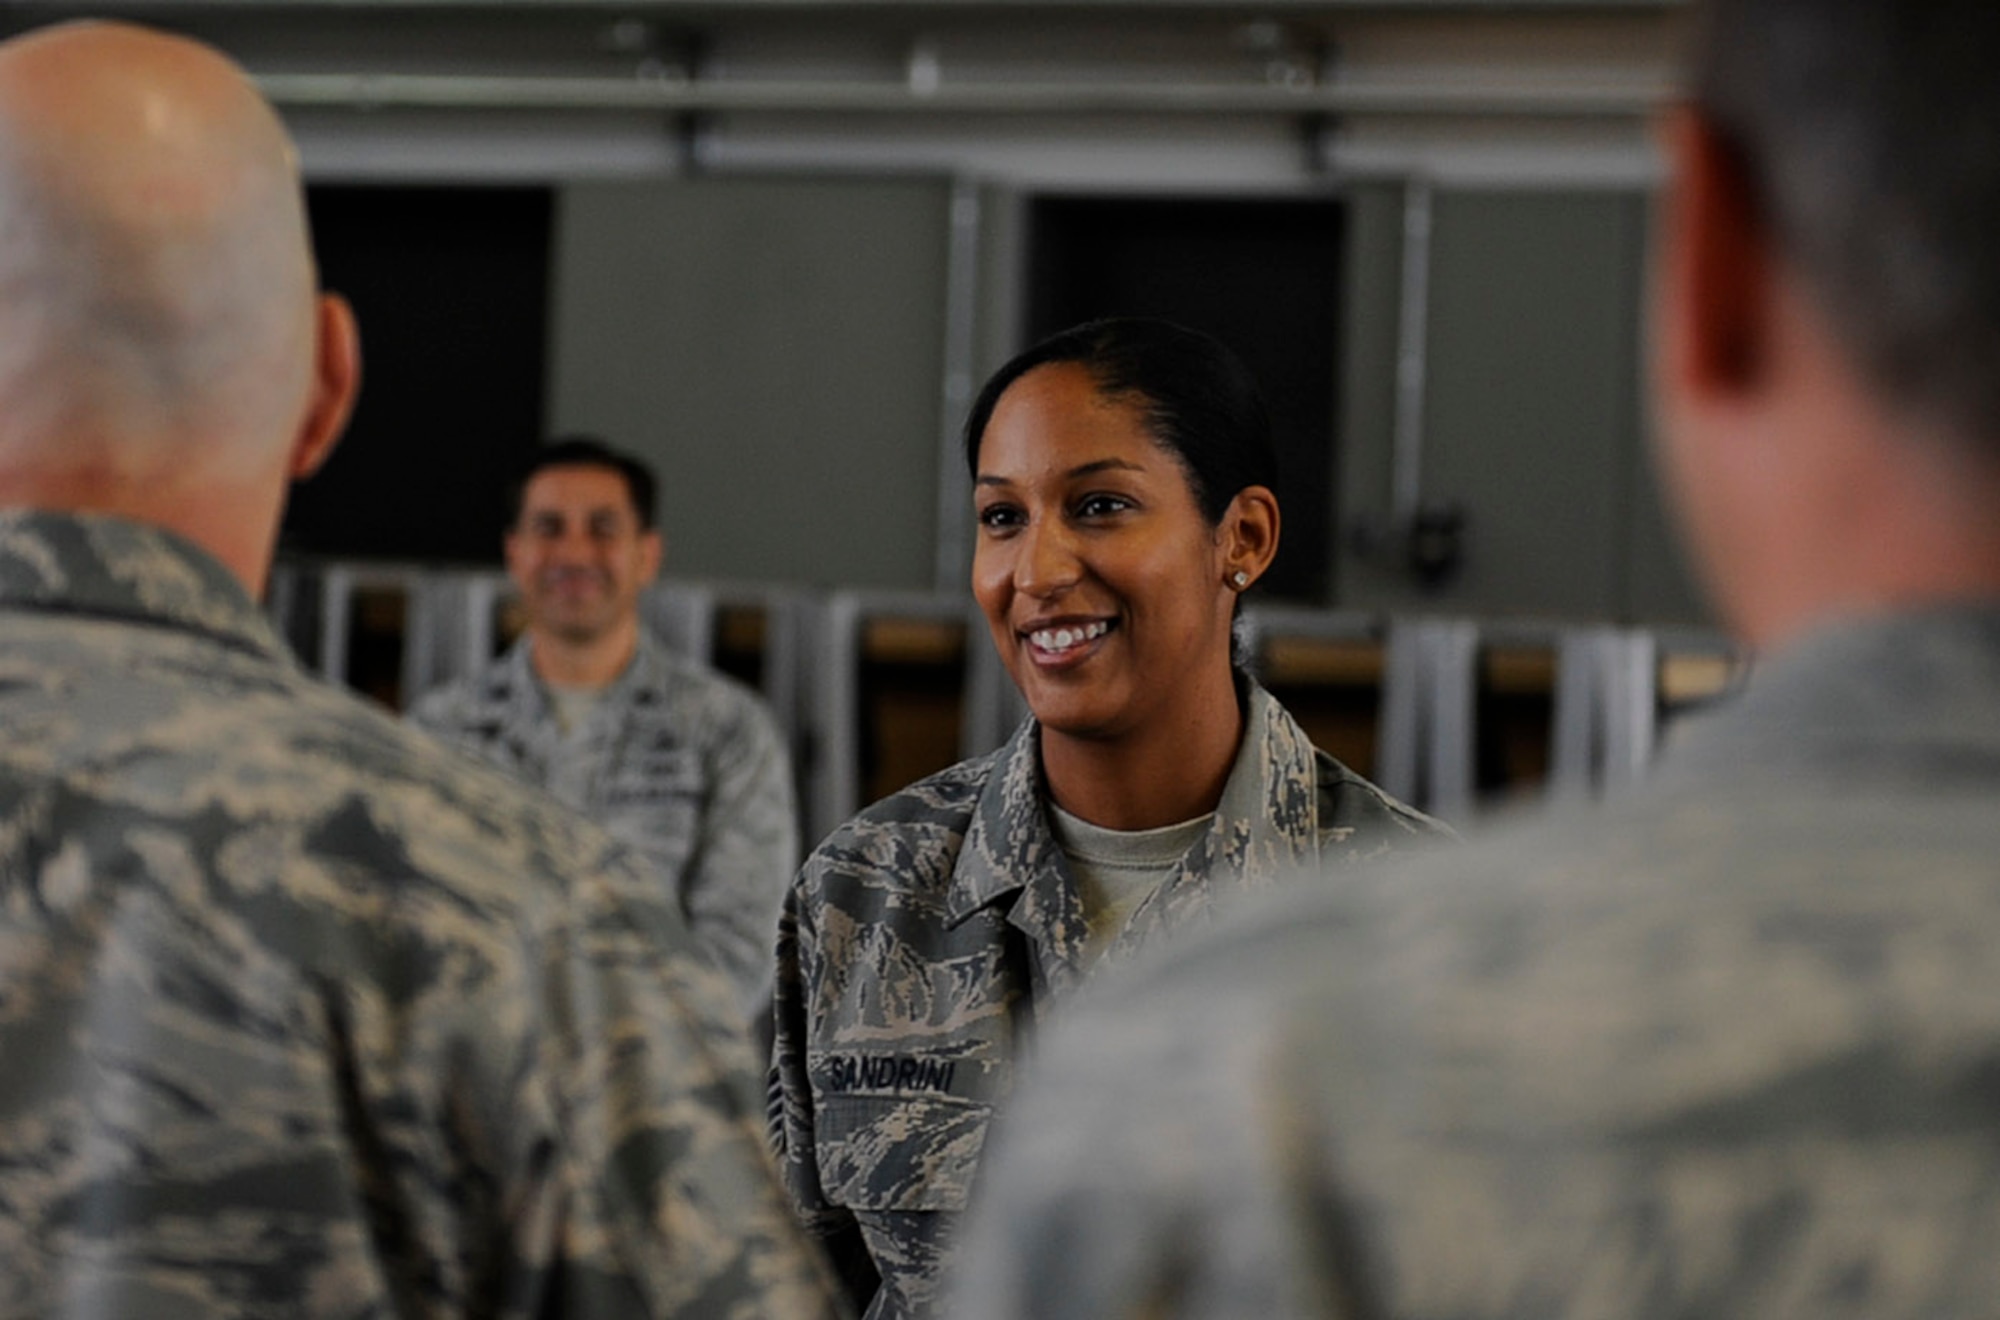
[409,437,798,1022]
[0,20,840,1318]
[951,3,2000,1317]
[770,316,1447,1319]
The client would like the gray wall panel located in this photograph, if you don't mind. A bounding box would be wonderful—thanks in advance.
[549,176,952,588]
[1421,189,1641,618]
[1340,185,1703,625]
[1335,181,1410,608]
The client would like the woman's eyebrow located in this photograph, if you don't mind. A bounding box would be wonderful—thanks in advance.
[1065,458,1145,479]
[974,457,1145,487]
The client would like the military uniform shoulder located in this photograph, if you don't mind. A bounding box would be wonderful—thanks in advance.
[292,673,727,1019]
[794,749,1000,906]
[405,653,517,729]
[1313,747,1457,842]
[404,677,469,727]
[651,644,749,696]
[648,647,782,727]
[285,673,631,884]
[4,595,655,958]
[834,747,999,838]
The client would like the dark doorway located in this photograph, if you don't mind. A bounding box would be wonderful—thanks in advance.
[281,185,553,565]
[1027,196,1345,602]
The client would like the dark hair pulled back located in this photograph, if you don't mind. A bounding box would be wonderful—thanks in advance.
[962,317,1279,525]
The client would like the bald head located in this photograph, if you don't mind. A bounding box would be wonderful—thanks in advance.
[0,21,357,589]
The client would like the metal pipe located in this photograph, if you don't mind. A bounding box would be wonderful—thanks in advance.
[1391,178,1433,523]
[934,177,981,591]
[256,71,1670,117]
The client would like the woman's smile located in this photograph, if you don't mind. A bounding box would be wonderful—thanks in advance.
[1022,617,1116,666]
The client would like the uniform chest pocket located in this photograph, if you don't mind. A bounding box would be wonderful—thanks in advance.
[814,1091,994,1214]
[601,745,702,807]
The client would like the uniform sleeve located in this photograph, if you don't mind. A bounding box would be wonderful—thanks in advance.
[948,970,1365,1320]
[402,682,464,743]
[1318,752,1460,861]
[769,851,881,1311]
[516,850,849,1318]
[681,692,799,1018]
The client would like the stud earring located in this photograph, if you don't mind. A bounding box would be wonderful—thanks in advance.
[1230,570,1250,589]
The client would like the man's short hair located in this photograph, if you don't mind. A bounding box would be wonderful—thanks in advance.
[507,435,658,530]
[1691,0,2000,456]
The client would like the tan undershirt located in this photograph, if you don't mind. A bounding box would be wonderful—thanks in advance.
[1048,802,1215,965]
[547,683,605,737]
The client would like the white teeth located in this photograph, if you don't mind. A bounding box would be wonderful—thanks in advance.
[1029,621,1109,652]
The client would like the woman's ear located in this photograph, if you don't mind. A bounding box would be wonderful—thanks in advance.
[1219,484,1281,589]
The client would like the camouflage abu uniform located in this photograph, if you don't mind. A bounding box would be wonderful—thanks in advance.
[770,681,1447,1319]
[953,605,2000,1320]
[408,628,796,1017]
[0,509,842,1320]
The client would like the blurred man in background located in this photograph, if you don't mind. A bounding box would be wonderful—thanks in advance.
[953,1,2000,1315]
[0,21,838,1317]
[410,437,797,1022]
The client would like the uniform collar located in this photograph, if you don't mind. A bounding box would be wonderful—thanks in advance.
[941,679,1324,956]
[0,508,290,664]
[944,715,1071,929]
[504,615,667,713]
[1177,680,1324,887]
[1659,600,2000,784]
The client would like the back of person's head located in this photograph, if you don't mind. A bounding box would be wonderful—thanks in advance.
[1692,0,2000,456]
[963,316,1280,526]
[0,21,325,471]
[509,435,659,530]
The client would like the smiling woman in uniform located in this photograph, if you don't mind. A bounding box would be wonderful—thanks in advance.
[768,317,1448,1319]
